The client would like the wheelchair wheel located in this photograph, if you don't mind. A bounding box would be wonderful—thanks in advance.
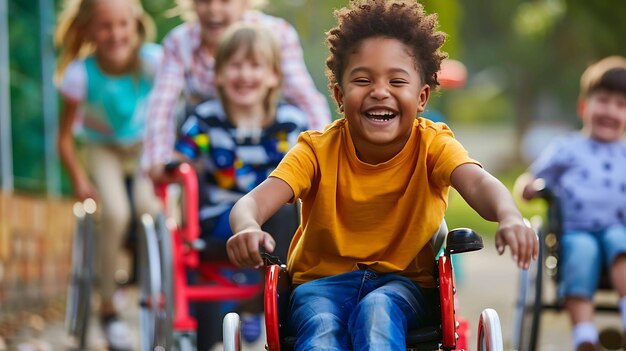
[512,226,544,351]
[65,199,96,350]
[155,213,175,348]
[223,312,242,351]
[174,333,196,351]
[138,214,163,351]
[477,308,504,351]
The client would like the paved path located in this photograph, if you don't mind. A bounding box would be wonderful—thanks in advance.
[7,287,266,351]
[456,239,621,351]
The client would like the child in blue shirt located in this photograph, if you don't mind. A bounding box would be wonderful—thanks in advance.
[517,56,626,351]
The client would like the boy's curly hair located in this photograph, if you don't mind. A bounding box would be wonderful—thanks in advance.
[325,0,447,94]
[579,56,626,99]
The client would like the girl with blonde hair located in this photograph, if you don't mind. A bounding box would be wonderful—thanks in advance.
[55,0,161,348]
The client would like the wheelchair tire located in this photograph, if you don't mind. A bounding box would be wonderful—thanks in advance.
[155,213,175,348]
[138,214,163,351]
[174,333,195,351]
[477,308,504,351]
[223,312,242,351]
[65,200,96,351]
[512,227,544,351]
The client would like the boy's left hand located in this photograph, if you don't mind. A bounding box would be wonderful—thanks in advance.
[495,219,538,270]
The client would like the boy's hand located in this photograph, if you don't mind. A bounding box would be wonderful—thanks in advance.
[227,229,276,268]
[495,219,538,270]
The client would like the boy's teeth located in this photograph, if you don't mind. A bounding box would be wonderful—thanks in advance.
[366,111,394,121]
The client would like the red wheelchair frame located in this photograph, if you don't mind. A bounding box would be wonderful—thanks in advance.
[138,163,262,350]
[224,228,504,351]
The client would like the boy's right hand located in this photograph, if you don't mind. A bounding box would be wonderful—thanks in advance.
[227,229,276,268]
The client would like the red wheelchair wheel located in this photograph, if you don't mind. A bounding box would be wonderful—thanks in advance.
[438,255,457,349]
[264,265,282,351]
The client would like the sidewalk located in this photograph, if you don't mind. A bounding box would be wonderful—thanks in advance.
[7,238,593,351]
[5,287,266,351]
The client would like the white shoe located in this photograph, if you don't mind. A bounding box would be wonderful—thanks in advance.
[102,317,133,351]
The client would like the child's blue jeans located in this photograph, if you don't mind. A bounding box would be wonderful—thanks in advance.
[559,224,626,299]
[287,270,439,351]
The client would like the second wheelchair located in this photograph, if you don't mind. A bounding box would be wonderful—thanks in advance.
[137,163,298,350]
[513,182,622,351]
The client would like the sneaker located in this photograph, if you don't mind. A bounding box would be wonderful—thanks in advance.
[241,314,263,344]
[101,315,133,351]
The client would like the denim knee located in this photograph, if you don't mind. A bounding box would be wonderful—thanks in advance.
[602,224,626,266]
[292,303,349,350]
[349,290,409,351]
[559,230,601,299]
[288,278,356,350]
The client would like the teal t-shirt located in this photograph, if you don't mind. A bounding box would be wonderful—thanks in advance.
[58,43,162,144]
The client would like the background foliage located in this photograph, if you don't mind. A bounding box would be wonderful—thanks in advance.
[5,0,626,197]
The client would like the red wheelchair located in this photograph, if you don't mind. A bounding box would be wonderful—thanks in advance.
[223,227,504,351]
[137,163,264,350]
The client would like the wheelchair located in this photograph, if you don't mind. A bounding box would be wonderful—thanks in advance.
[512,180,621,351]
[137,163,265,350]
[138,162,299,350]
[223,227,505,351]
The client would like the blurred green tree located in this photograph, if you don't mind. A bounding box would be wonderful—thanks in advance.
[450,0,626,160]
[6,0,626,194]
[8,0,47,193]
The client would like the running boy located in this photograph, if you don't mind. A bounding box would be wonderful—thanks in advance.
[516,56,626,351]
[228,1,538,349]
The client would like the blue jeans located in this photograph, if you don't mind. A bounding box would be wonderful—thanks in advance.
[287,270,439,351]
[559,224,626,299]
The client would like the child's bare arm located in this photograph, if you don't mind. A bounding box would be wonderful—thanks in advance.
[450,163,538,269]
[227,177,294,268]
[57,96,98,201]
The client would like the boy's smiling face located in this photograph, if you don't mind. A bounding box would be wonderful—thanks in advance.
[333,37,430,163]
[215,46,278,109]
[581,89,626,142]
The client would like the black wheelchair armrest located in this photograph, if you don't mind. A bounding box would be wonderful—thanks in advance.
[445,228,483,255]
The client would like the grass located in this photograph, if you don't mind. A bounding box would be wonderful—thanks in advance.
[445,167,548,240]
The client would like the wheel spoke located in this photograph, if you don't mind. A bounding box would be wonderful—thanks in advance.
[65,200,95,350]
[155,213,175,348]
[139,214,163,350]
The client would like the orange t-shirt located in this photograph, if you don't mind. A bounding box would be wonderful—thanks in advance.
[270,118,479,287]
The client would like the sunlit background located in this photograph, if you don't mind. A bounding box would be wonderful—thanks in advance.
[3,0,626,195]
[1,1,626,348]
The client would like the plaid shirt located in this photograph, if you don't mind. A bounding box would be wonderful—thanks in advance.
[142,11,331,169]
